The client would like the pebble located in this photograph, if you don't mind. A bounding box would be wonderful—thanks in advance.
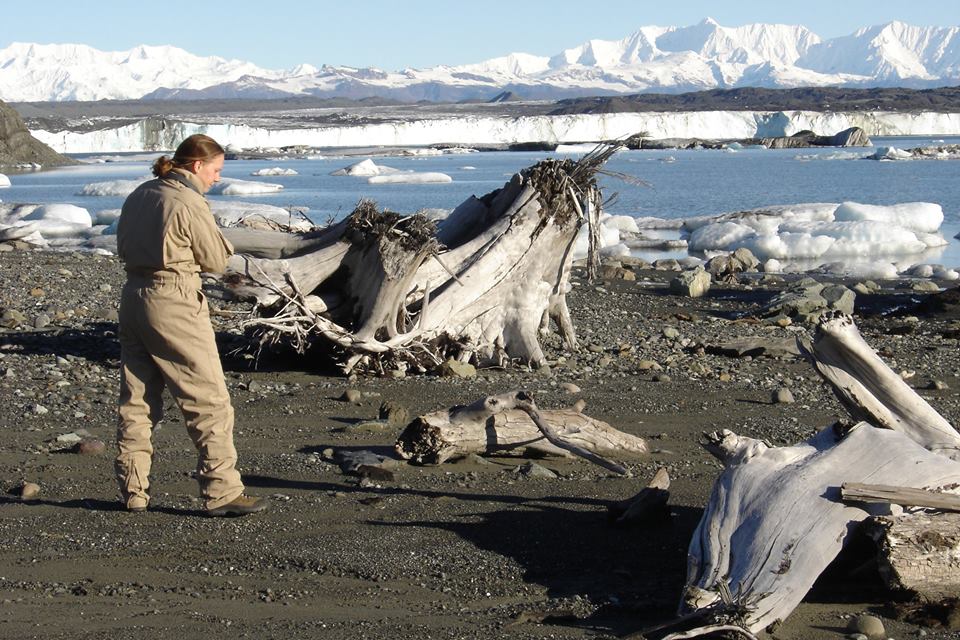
[637,360,661,371]
[846,614,885,640]
[515,461,557,479]
[560,382,581,394]
[572,399,587,413]
[654,374,672,383]
[19,481,41,501]
[75,439,106,455]
[774,388,796,404]
[340,389,363,404]
[662,326,680,339]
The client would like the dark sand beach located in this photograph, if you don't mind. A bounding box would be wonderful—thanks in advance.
[1,248,959,639]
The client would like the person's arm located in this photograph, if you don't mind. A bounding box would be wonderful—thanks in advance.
[184,200,234,273]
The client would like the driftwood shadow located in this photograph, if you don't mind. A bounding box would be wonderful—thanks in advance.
[377,502,703,636]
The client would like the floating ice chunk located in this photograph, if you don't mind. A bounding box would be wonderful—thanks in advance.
[818,261,900,279]
[0,174,10,188]
[251,167,298,176]
[367,173,452,184]
[416,208,452,221]
[600,243,630,258]
[688,221,756,252]
[79,176,150,196]
[95,209,121,225]
[209,178,283,196]
[600,214,640,234]
[904,263,960,280]
[834,201,943,234]
[331,159,400,177]
[866,146,913,161]
[24,204,92,226]
[761,259,782,273]
[555,144,600,154]
[460,166,477,170]
[634,216,683,230]
[210,202,313,231]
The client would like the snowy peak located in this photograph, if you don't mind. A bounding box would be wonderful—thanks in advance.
[1,19,959,103]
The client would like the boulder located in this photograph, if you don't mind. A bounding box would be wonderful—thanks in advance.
[0,100,75,168]
[669,267,711,298]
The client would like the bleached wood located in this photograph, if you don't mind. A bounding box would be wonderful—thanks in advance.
[842,483,960,511]
[800,312,960,458]
[394,391,646,473]
[865,512,960,601]
[680,423,960,634]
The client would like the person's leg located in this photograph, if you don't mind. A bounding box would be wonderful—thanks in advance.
[139,284,245,510]
[115,287,164,511]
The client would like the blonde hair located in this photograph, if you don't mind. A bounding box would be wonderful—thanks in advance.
[152,134,225,177]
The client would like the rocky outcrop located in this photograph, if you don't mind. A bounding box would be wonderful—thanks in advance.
[0,101,74,168]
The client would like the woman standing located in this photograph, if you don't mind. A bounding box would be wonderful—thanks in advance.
[115,134,266,517]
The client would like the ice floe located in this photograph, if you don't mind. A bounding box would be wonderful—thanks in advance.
[78,176,150,196]
[368,173,452,184]
[251,167,298,176]
[330,159,397,177]
[209,178,283,195]
[0,174,10,188]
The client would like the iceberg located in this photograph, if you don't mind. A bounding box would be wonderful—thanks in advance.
[210,201,313,231]
[331,159,399,177]
[0,173,10,188]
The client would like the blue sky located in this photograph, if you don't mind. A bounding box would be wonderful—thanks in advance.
[4,0,960,70]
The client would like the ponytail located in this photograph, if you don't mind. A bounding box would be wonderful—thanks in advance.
[152,134,225,178]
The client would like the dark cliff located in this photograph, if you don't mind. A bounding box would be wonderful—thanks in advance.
[0,100,75,168]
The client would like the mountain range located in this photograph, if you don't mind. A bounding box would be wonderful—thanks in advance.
[2,18,959,103]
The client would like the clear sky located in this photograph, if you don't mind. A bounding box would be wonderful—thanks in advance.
[3,0,960,70]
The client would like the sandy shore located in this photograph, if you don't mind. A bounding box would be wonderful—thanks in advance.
[0,247,958,639]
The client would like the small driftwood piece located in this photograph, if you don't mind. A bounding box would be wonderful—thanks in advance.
[609,467,670,525]
[677,314,960,637]
[864,512,960,601]
[394,391,646,475]
[842,483,960,512]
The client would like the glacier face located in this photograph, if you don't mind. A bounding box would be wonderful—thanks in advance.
[30,110,960,154]
[3,18,960,102]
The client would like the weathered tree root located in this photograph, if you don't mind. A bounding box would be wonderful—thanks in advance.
[219,148,620,373]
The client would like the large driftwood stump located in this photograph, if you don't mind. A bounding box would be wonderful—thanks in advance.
[395,391,646,475]
[220,148,620,373]
[673,314,960,638]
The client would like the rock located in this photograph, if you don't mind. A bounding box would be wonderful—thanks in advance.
[597,356,612,368]
[439,359,476,378]
[559,382,581,394]
[821,285,856,315]
[852,282,873,296]
[846,614,884,640]
[33,314,51,329]
[0,99,75,167]
[731,247,759,271]
[378,401,410,427]
[669,266,711,298]
[587,344,604,353]
[1,309,27,328]
[340,389,363,404]
[30,404,48,415]
[912,280,942,293]
[246,380,263,393]
[652,258,682,272]
[74,439,106,455]
[29,287,45,297]
[516,461,557,479]
[18,481,40,501]
[637,360,662,371]
[773,388,796,404]
[334,449,399,476]
[928,380,949,390]
[662,326,680,340]
[572,399,587,413]
[705,338,801,359]
[654,374,672,383]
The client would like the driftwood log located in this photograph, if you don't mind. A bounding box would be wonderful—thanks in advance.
[394,391,647,475]
[219,148,620,373]
[672,313,960,638]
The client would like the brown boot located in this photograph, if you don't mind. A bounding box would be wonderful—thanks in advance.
[207,494,269,517]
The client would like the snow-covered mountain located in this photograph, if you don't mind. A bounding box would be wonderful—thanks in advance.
[2,18,959,103]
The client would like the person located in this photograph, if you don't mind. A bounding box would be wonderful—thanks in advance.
[115,134,267,517]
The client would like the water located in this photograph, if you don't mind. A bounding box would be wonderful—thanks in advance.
[4,136,960,268]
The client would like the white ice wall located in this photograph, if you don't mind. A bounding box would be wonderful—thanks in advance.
[31,110,960,154]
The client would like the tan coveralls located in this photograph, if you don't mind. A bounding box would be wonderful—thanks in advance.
[116,168,244,511]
